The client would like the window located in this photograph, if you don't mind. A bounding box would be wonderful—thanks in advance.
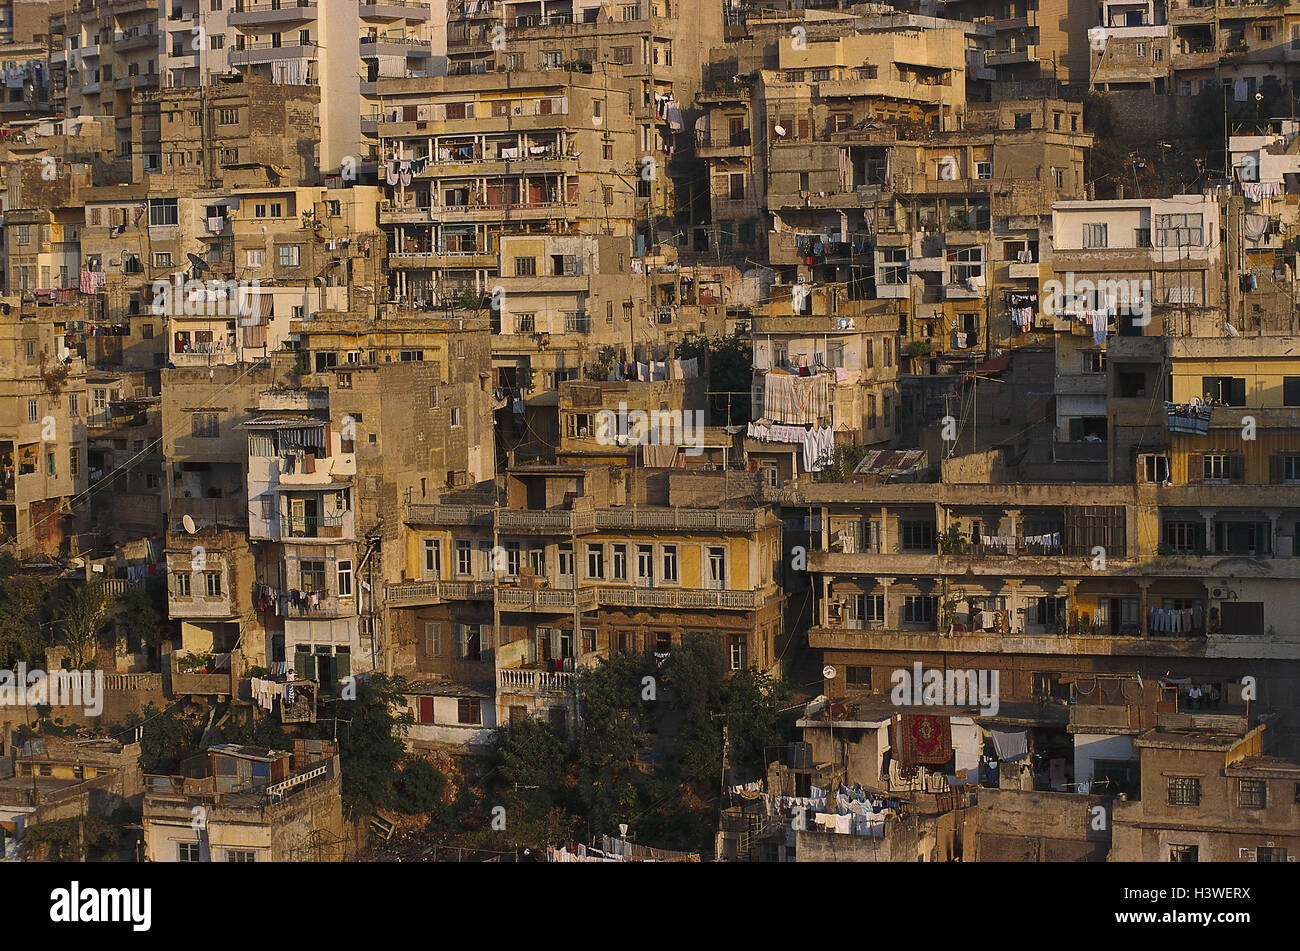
[1257,847,1287,863]
[178,842,201,862]
[586,544,604,579]
[26,398,38,422]
[1035,596,1066,626]
[1167,776,1201,806]
[611,543,627,580]
[217,107,237,125]
[278,245,300,267]
[851,594,885,624]
[424,539,441,574]
[46,451,56,477]
[190,413,219,438]
[69,393,79,416]
[729,173,745,200]
[175,572,191,597]
[879,248,907,285]
[1280,454,1300,483]
[424,622,442,657]
[457,698,482,724]
[1082,223,1108,249]
[1154,213,1203,247]
[661,545,678,582]
[450,407,462,427]
[847,666,872,687]
[1237,778,1267,809]
[1169,844,1198,862]
[515,313,535,333]
[204,571,221,597]
[729,634,747,670]
[904,595,936,623]
[975,161,993,180]
[300,560,326,594]
[225,850,255,862]
[337,560,352,597]
[148,198,178,226]
[458,624,482,662]
[1202,376,1246,406]
[900,520,935,551]
[1081,350,1106,374]
[1202,453,1244,482]
[247,250,263,268]
[69,448,79,477]
[154,252,172,267]
[455,540,473,575]
[513,256,536,276]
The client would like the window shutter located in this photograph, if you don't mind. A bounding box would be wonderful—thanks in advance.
[1069,418,1084,441]
[1187,454,1202,483]
[328,655,339,683]
[1231,378,1246,406]
[1269,454,1283,484]
[336,652,350,680]
[295,650,313,679]
[1230,455,1245,482]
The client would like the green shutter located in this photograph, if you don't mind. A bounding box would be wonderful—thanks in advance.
[295,649,313,679]
[336,652,350,680]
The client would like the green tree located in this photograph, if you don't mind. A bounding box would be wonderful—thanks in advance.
[676,331,754,426]
[58,581,113,668]
[307,673,412,820]
[0,574,53,667]
[574,654,652,833]
[115,577,168,658]
[125,703,200,774]
[392,757,446,815]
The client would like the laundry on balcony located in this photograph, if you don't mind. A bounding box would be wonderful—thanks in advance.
[1007,292,1037,331]
[752,369,830,425]
[746,420,812,444]
[1240,181,1282,202]
[78,270,107,294]
[1166,399,1211,434]
[1149,604,1201,634]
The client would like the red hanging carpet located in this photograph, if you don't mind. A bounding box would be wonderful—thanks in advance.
[894,714,954,767]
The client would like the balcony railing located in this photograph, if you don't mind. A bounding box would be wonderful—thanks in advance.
[594,508,764,532]
[499,668,575,692]
[280,514,346,538]
[596,586,759,611]
[495,508,595,534]
[385,579,493,605]
[406,502,495,525]
[497,586,599,612]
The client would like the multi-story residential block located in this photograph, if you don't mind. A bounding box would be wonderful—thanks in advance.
[799,476,1300,794]
[385,466,786,738]
[445,0,724,241]
[142,739,345,862]
[1110,713,1300,862]
[0,298,89,556]
[1090,0,1170,93]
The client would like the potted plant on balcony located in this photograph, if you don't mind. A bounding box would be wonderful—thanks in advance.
[937,524,969,555]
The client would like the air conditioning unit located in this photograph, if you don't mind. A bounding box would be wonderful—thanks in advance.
[1212,587,1225,599]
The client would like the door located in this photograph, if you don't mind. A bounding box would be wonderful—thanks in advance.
[418,697,434,724]
[636,545,654,587]
[707,547,726,590]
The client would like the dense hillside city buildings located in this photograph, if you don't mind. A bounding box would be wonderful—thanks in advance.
[0,0,1295,873]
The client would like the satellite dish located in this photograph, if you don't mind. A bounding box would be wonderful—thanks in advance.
[182,514,197,534]
[822,665,837,679]
[187,253,210,274]
[774,124,787,137]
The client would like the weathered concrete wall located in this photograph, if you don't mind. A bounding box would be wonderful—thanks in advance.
[971,787,1110,861]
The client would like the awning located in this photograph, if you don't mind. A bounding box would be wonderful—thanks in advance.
[961,353,1011,386]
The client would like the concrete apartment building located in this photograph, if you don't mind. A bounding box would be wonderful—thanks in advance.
[0,299,89,555]
[385,466,786,735]
[142,740,344,862]
[1110,714,1300,862]
[445,0,724,245]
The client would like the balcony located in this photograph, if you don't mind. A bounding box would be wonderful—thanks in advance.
[360,36,432,58]
[385,578,493,606]
[499,667,575,693]
[280,514,347,539]
[389,250,497,269]
[984,46,1036,65]
[229,41,319,65]
[594,508,765,532]
[363,0,433,21]
[497,585,599,612]
[1069,703,1137,730]
[430,201,574,221]
[695,130,751,157]
[495,508,595,534]
[170,652,235,697]
[115,29,160,51]
[229,1,318,26]
[170,497,247,529]
[405,502,494,525]
[1007,261,1039,279]
[1170,46,1220,68]
[378,201,436,224]
[595,586,760,611]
